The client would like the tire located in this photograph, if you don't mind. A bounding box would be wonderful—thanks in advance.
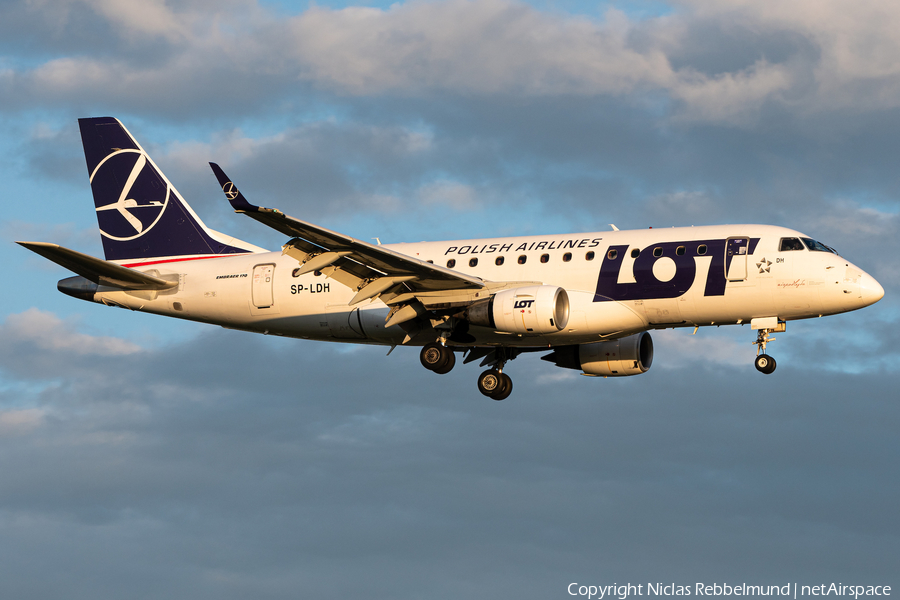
[755,354,777,374]
[491,373,513,400]
[477,369,503,397]
[420,342,449,371]
[432,349,456,374]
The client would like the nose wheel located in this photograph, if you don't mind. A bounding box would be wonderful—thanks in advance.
[754,353,777,374]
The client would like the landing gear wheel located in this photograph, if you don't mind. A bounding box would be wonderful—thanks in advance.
[477,369,513,400]
[420,342,450,371]
[755,354,777,374]
[432,349,456,374]
[478,369,503,397]
[492,373,513,401]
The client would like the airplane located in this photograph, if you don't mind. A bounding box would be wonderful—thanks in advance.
[18,117,885,400]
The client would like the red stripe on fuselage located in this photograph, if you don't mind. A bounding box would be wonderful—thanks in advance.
[121,253,253,268]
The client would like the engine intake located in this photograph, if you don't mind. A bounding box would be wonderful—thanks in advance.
[542,332,653,377]
[466,285,569,335]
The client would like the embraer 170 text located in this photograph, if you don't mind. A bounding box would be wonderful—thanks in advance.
[19,118,884,399]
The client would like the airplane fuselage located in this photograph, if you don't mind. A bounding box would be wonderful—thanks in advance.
[85,224,881,347]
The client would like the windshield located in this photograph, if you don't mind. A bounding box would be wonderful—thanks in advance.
[801,238,838,254]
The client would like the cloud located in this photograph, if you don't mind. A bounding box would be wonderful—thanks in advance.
[0,318,898,596]
[0,408,46,434]
[417,179,477,211]
[0,308,142,357]
[286,2,674,96]
[3,0,900,124]
[0,309,143,380]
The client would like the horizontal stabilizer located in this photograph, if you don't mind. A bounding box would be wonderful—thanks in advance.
[17,242,178,291]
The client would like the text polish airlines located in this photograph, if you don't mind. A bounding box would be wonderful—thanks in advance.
[19,118,884,399]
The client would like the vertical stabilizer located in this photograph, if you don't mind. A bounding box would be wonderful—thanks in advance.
[79,117,262,264]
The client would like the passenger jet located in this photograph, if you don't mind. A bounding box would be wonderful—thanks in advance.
[18,118,884,399]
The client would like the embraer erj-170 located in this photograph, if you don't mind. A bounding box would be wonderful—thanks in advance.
[19,118,884,399]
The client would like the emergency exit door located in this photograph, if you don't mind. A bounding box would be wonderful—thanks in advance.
[252,264,275,308]
[725,238,749,281]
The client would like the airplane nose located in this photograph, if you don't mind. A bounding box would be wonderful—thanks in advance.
[859,272,885,306]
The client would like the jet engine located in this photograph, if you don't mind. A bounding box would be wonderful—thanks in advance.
[542,332,653,376]
[465,285,569,335]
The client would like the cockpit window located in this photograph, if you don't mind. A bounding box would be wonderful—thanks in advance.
[801,238,838,254]
[779,237,805,251]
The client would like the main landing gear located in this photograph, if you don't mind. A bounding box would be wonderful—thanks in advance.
[753,325,783,375]
[420,342,456,375]
[477,368,513,401]
[475,348,516,400]
[419,343,516,400]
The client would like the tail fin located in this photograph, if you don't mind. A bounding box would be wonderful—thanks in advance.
[79,117,263,264]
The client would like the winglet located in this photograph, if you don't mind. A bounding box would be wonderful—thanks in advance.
[209,162,265,214]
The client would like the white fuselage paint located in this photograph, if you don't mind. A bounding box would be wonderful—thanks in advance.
[95,224,882,347]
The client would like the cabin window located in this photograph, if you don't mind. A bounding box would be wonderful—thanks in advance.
[653,247,663,257]
[496,256,505,266]
[292,268,302,277]
[469,257,478,267]
[540,254,550,263]
[631,248,640,258]
[779,237,805,251]
[518,255,527,265]
[447,259,456,268]
[562,252,572,262]
[585,251,595,261]
[314,270,322,277]
[676,246,685,256]
[697,245,707,256]
[607,249,618,260]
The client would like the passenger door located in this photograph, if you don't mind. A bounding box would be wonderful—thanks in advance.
[725,237,749,281]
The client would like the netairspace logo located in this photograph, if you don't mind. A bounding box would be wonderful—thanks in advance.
[567,583,892,600]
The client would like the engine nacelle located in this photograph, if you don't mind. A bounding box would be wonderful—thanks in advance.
[542,332,653,377]
[466,285,569,334]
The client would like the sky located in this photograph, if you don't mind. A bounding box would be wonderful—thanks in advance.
[1,0,899,598]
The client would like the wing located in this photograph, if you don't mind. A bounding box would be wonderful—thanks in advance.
[210,164,537,331]
[210,163,482,291]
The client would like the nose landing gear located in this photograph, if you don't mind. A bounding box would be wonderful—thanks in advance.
[752,322,784,374]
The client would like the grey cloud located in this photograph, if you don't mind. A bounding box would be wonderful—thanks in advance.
[5,0,900,124]
[1,319,898,598]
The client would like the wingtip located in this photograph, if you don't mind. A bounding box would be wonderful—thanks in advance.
[16,241,57,249]
[208,162,258,212]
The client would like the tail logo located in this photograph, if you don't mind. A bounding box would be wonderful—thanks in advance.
[222,181,239,200]
[90,150,169,241]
